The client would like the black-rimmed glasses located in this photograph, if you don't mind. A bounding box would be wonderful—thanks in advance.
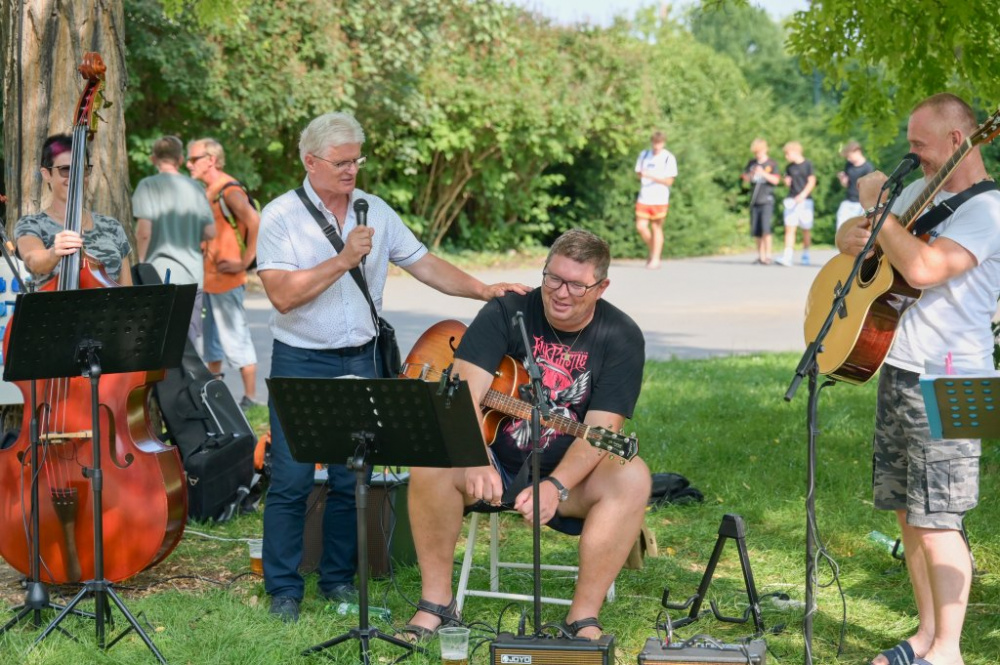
[541,271,602,297]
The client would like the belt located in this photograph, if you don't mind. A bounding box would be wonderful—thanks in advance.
[327,338,376,357]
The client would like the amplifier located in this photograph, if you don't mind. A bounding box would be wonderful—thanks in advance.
[637,637,766,664]
[491,632,614,665]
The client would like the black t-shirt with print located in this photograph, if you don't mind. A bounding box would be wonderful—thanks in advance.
[455,289,644,475]
[843,160,875,202]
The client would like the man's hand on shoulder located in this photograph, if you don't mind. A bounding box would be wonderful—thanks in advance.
[482,282,532,300]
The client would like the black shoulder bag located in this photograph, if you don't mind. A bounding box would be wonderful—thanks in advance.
[294,188,401,378]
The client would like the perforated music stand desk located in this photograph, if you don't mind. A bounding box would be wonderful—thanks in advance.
[920,373,1000,440]
[3,284,195,381]
[267,376,488,664]
[1,283,195,665]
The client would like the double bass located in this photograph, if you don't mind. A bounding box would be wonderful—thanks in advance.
[0,53,187,583]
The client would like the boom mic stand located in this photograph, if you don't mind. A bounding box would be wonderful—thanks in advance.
[785,181,906,665]
[511,311,550,635]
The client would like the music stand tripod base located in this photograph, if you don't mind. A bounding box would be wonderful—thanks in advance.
[269,376,487,664]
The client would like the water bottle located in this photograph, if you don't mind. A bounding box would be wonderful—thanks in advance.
[332,602,392,622]
[868,530,904,556]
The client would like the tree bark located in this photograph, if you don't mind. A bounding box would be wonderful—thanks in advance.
[2,0,130,237]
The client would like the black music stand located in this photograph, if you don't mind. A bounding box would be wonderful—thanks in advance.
[268,375,488,664]
[2,284,195,664]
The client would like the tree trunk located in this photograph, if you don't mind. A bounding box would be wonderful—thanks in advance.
[2,0,130,238]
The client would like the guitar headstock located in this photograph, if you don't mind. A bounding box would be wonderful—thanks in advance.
[586,427,638,461]
[971,106,1000,147]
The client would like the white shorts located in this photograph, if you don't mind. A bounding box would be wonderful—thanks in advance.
[782,198,814,230]
[836,200,865,229]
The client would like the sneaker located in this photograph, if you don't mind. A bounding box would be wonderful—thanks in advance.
[800,253,811,266]
[269,596,300,623]
[773,256,792,266]
[239,395,263,410]
[320,583,359,604]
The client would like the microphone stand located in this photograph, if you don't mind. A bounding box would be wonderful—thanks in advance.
[0,228,93,633]
[511,311,550,636]
[785,179,906,665]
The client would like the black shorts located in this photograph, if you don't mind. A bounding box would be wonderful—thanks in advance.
[750,203,774,237]
[464,456,583,535]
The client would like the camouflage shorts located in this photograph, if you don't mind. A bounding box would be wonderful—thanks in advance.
[872,365,980,530]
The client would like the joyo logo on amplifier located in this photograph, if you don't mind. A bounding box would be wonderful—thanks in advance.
[500,656,532,664]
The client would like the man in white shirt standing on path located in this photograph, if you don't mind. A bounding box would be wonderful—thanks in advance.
[634,130,678,270]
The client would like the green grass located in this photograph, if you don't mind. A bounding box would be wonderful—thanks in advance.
[2,354,999,664]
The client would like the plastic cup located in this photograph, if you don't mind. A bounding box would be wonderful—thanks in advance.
[438,626,470,665]
[247,538,263,575]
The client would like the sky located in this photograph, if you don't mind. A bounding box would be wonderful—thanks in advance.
[510,0,809,25]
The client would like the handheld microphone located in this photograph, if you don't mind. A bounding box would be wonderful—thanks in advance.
[353,199,369,266]
[881,153,921,191]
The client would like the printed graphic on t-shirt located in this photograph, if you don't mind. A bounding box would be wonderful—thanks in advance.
[498,335,592,453]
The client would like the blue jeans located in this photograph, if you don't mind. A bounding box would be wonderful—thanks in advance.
[262,338,380,600]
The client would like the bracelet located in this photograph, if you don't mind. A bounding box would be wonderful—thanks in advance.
[864,202,887,216]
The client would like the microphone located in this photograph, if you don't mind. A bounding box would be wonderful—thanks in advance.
[353,199,369,266]
[881,152,921,191]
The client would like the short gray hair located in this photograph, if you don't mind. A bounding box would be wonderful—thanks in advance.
[299,112,366,165]
[545,229,611,282]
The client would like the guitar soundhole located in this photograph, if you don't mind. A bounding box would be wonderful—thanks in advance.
[858,256,878,284]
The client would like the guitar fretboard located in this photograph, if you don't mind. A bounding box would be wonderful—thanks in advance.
[481,389,591,441]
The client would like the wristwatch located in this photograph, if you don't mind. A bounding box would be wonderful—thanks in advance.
[542,476,569,502]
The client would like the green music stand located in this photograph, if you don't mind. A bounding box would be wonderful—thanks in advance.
[920,373,1000,439]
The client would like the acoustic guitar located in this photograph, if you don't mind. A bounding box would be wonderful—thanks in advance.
[803,107,1000,384]
[400,319,639,461]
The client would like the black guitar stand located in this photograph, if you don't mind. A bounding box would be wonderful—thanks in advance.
[2,283,195,663]
[660,514,766,637]
[0,227,96,635]
[268,375,488,664]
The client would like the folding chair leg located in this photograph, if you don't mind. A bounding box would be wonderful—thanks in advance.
[455,512,480,613]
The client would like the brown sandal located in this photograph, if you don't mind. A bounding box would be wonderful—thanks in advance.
[396,597,461,644]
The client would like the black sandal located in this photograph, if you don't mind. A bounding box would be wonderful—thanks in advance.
[396,597,461,644]
[562,616,602,639]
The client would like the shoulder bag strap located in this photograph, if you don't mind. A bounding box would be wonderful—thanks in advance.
[910,180,999,237]
[294,187,378,327]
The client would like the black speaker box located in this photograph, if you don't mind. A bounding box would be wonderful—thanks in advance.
[300,470,415,578]
[491,632,614,665]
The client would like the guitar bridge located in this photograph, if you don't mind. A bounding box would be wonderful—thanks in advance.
[834,280,848,319]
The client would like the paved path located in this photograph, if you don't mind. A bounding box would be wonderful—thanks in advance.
[235,250,834,403]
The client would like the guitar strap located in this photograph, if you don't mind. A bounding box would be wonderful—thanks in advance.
[910,180,998,237]
[294,187,379,328]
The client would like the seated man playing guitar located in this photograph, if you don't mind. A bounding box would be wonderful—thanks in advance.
[837,93,1000,665]
[401,228,650,642]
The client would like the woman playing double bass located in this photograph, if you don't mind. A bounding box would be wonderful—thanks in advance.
[14,134,132,285]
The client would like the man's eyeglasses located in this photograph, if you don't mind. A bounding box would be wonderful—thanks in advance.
[311,154,367,173]
[48,165,92,179]
[541,271,602,297]
[186,154,209,164]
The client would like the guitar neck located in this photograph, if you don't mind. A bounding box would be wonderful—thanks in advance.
[900,139,972,231]
[482,389,592,441]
